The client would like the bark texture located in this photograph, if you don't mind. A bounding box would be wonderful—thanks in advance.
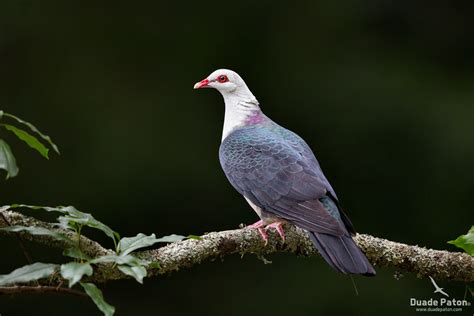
[1,210,473,285]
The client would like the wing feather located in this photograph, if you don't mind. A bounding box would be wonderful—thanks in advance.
[220,125,347,236]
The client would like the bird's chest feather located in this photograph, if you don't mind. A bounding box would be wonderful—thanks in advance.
[218,126,301,199]
[219,127,276,171]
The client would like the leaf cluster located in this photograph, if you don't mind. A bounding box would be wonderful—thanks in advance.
[0,111,59,179]
[0,205,192,315]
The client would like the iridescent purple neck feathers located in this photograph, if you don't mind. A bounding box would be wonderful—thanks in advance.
[245,110,266,125]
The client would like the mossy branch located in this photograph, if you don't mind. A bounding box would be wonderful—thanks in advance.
[0,209,473,285]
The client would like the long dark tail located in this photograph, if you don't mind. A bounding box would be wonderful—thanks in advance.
[309,232,376,276]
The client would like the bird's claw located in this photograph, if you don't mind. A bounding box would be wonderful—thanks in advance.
[265,222,286,242]
[257,227,269,245]
[246,220,285,245]
[247,220,268,244]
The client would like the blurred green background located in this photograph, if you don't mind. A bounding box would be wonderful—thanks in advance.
[0,1,473,315]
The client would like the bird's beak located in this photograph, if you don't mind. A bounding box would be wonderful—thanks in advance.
[194,79,210,89]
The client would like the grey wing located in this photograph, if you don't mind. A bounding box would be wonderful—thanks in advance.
[276,127,338,199]
[219,128,347,236]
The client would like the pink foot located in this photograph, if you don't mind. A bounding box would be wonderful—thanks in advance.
[265,222,286,242]
[246,220,268,244]
[246,220,286,244]
[247,220,264,229]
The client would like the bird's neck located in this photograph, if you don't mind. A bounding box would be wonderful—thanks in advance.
[221,89,265,141]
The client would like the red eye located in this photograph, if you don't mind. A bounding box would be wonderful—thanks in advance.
[217,75,229,83]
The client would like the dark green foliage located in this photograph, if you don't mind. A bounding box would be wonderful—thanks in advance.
[0,140,18,178]
[0,205,189,315]
[0,263,58,286]
[449,226,474,256]
[0,111,59,178]
[80,283,115,316]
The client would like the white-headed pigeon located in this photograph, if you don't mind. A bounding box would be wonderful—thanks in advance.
[194,69,375,276]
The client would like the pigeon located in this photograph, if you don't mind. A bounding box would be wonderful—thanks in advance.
[194,69,376,276]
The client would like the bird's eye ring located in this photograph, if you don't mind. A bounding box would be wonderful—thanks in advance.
[217,75,229,83]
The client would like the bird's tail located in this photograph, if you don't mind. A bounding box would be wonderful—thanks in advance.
[309,232,376,276]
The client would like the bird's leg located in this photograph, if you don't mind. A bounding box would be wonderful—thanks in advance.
[265,222,286,242]
[246,220,269,244]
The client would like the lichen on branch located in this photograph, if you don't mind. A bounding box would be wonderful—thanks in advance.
[1,209,473,284]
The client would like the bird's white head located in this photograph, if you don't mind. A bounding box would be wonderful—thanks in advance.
[194,69,244,93]
[193,69,257,104]
[194,69,262,140]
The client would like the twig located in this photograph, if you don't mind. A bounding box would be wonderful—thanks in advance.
[0,285,87,298]
[0,210,111,258]
[0,211,33,264]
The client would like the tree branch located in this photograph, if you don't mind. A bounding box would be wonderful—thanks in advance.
[0,210,112,258]
[0,285,88,298]
[1,210,473,285]
[0,211,34,264]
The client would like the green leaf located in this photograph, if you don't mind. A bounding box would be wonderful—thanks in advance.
[186,234,202,240]
[117,233,155,255]
[2,124,49,159]
[117,233,159,256]
[155,234,186,243]
[7,204,47,210]
[8,204,82,214]
[0,263,57,286]
[0,139,19,179]
[58,214,118,244]
[117,265,147,284]
[80,282,115,316]
[448,226,474,256]
[2,112,60,154]
[63,248,92,261]
[0,225,70,241]
[91,254,142,266]
[54,206,118,243]
[7,204,119,244]
[60,262,93,288]
[117,233,186,256]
